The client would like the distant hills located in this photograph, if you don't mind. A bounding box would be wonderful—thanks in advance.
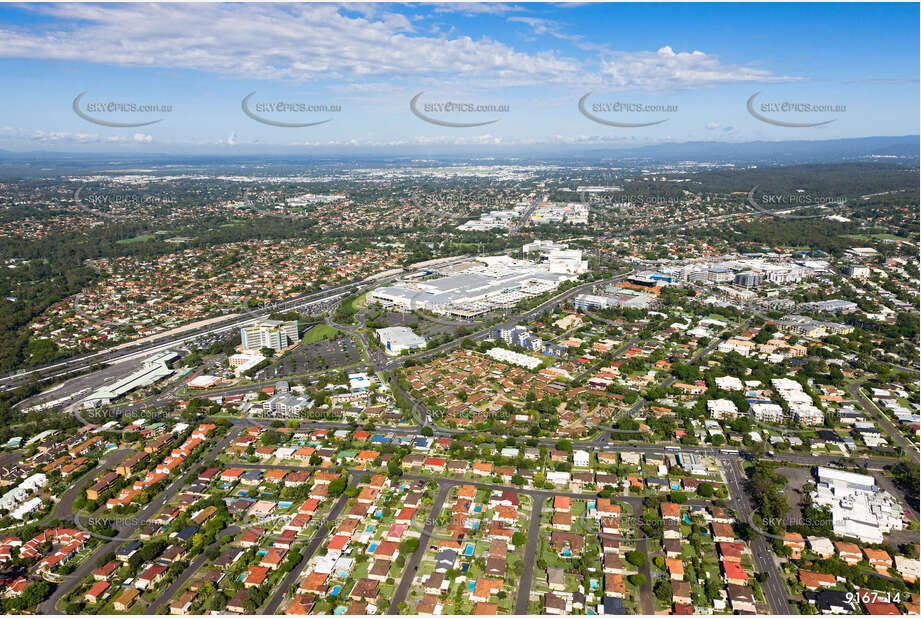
[0,135,916,175]
[590,135,919,164]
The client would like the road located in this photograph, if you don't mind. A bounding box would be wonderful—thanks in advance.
[38,423,244,614]
[146,525,240,614]
[514,495,545,614]
[846,381,919,465]
[47,448,131,522]
[2,267,422,393]
[262,488,353,615]
[387,483,449,614]
[635,538,655,614]
[723,458,793,614]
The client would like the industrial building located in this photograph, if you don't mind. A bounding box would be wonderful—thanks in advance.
[376,326,427,355]
[82,351,178,408]
[240,319,299,352]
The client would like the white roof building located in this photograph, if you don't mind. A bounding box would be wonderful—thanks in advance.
[811,467,905,544]
[750,402,784,423]
[11,496,43,520]
[707,399,739,420]
[715,376,744,391]
[807,536,835,557]
[485,347,541,370]
[376,327,427,356]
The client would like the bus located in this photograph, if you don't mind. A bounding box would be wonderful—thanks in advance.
[720,448,740,455]
[664,446,681,452]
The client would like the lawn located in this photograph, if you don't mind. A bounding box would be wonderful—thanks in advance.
[116,234,156,245]
[301,324,340,344]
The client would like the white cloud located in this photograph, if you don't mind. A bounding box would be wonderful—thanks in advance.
[431,4,526,16]
[0,6,795,91]
[601,46,798,91]
[0,4,578,85]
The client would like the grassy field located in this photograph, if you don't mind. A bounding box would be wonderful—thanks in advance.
[115,234,156,244]
[844,233,911,242]
[301,323,340,344]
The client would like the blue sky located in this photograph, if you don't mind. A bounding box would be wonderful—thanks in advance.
[0,2,917,153]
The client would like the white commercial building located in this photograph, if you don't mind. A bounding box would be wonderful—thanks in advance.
[811,467,905,544]
[376,327,427,356]
[368,255,582,319]
[229,352,266,377]
[240,319,298,352]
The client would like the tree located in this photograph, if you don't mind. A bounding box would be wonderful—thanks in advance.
[327,477,347,497]
[386,457,403,478]
[512,531,527,547]
[654,580,673,603]
[625,550,646,568]
[697,483,714,498]
[628,574,646,587]
[420,426,433,437]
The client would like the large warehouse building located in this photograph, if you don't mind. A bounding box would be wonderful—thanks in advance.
[368,254,584,319]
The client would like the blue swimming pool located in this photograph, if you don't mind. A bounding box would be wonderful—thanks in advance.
[463,543,474,556]
[330,585,341,597]
[368,543,378,553]
[279,501,292,508]
[467,582,475,592]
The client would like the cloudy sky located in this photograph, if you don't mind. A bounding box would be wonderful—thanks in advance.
[0,2,917,153]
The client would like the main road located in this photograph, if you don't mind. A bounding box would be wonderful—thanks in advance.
[2,258,480,392]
